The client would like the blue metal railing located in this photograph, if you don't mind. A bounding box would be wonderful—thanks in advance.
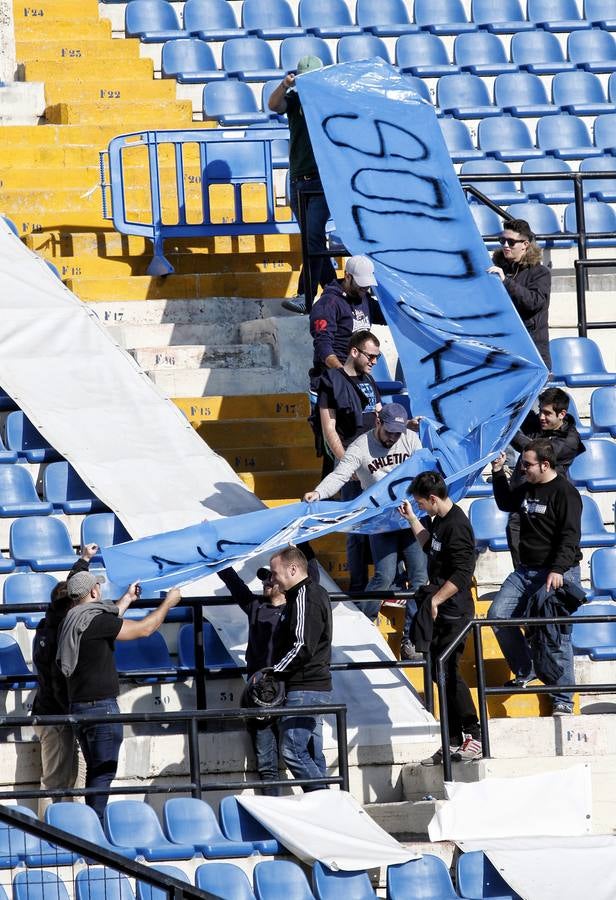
[102,128,297,276]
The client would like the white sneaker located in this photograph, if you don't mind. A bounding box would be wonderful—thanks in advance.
[453,736,482,762]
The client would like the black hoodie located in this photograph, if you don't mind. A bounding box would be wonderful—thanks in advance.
[510,411,585,488]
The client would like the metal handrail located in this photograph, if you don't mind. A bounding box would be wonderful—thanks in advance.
[436,612,616,782]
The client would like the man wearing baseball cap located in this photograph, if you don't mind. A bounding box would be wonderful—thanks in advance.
[268,54,337,314]
[304,402,428,621]
[57,571,181,821]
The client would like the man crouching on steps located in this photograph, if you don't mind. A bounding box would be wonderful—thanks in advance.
[399,470,482,766]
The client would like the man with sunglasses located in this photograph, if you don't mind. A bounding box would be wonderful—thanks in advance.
[487,218,552,370]
[488,439,582,715]
[303,403,427,621]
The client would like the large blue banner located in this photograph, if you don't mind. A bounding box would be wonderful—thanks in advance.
[104,59,547,590]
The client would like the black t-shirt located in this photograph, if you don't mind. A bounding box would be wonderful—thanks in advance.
[67,612,123,703]
[318,373,380,448]
[286,90,317,179]
[425,504,476,616]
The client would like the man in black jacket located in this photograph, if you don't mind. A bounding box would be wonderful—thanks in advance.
[507,387,585,566]
[488,438,583,715]
[399,471,481,764]
[269,546,332,791]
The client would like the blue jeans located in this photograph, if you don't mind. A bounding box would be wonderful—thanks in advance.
[70,698,123,822]
[488,566,580,708]
[279,690,332,791]
[248,720,280,797]
[364,529,428,622]
[341,480,369,593]
[289,174,336,308]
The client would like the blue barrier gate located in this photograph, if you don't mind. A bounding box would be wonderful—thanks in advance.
[101,128,298,276]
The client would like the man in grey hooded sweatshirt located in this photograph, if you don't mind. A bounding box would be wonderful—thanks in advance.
[58,572,181,821]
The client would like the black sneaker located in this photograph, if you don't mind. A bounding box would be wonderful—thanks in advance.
[400,639,423,661]
[552,702,573,716]
[504,672,538,688]
[420,744,461,767]
[281,295,307,314]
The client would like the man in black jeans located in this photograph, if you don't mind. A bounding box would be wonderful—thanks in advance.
[268,55,336,314]
[399,470,481,765]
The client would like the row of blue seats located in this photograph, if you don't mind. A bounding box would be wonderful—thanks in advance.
[0,464,108,518]
[471,198,616,248]
[0,618,231,686]
[118,0,616,41]
[157,30,616,82]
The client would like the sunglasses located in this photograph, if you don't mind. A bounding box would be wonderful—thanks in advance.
[498,237,528,247]
[357,349,381,363]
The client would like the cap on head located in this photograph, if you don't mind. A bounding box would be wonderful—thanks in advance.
[67,571,106,601]
[256,567,273,582]
[345,255,377,288]
[379,403,408,434]
[297,55,323,74]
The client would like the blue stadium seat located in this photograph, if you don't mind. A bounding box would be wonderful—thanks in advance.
[105,802,194,862]
[537,114,602,158]
[136,866,190,900]
[81,513,131,557]
[312,861,377,899]
[387,855,459,900]
[75,868,135,900]
[184,0,247,40]
[511,30,576,74]
[5,807,77,868]
[219,796,282,854]
[521,157,575,203]
[454,32,517,75]
[439,117,485,160]
[414,0,477,35]
[461,161,528,205]
[261,81,289,122]
[469,498,509,551]
[466,474,494,497]
[590,549,616,596]
[161,38,226,83]
[195,863,256,900]
[594,113,616,153]
[10,517,77,571]
[242,0,304,39]
[13,871,71,900]
[396,33,459,77]
[471,0,534,33]
[564,199,616,245]
[572,600,616,659]
[580,155,616,200]
[552,71,613,115]
[569,438,616,491]
[550,337,616,386]
[298,0,362,38]
[0,550,15,575]
[468,203,503,250]
[0,805,44,867]
[609,73,616,102]
[1,216,19,236]
[0,466,51,517]
[337,34,390,63]
[163,798,255,858]
[125,0,185,42]
[45,802,138,859]
[591,386,616,436]
[114,633,176,684]
[356,0,419,37]
[403,75,433,104]
[254,861,315,900]
[203,80,272,125]
[438,73,500,117]
[280,35,334,70]
[5,411,61,463]
[580,495,616,546]
[457,850,523,900]
[177,621,237,669]
[527,0,591,32]
[3,573,57,630]
[585,0,616,31]
[222,37,282,81]
[566,392,593,439]
[478,116,544,161]
[495,72,558,117]
[567,27,616,72]
[0,388,17,411]
[0,635,36,689]
[43,461,107,515]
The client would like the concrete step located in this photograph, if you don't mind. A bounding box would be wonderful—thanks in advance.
[15,19,111,39]
[67,272,298,301]
[0,166,105,191]
[45,100,194,125]
[147,366,290,397]
[16,38,142,62]
[197,418,313,449]
[221,445,317,473]
[173,393,310,424]
[112,323,240,349]
[0,82,45,122]
[42,78,177,105]
[130,343,275,370]
[20,58,155,82]
[13,0,100,17]
[48,253,297,278]
[90,298,288,327]
[365,799,439,840]
[237,469,320,499]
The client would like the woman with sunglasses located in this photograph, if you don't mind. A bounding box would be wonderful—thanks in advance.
[487,218,552,370]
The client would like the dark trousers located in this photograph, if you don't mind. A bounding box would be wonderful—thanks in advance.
[247,719,281,797]
[430,615,480,745]
[289,174,336,309]
[506,512,521,570]
[70,698,123,823]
